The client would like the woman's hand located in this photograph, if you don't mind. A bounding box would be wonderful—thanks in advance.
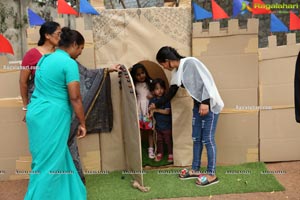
[108,64,121,73]
[199,104,209,116]
[77,124,87,139]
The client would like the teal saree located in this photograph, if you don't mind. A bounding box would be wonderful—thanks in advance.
[25,49,86,200]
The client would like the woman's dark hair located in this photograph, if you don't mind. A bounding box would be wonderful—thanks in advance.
[58,27,85,48]
[150,78,166,92]
[130,63,152,88]
[156,46,185,63]
[38,21,60,46]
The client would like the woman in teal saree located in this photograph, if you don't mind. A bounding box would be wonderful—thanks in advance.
[25,27,87,200]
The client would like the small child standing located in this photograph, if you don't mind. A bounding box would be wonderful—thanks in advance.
[130,63,155,159]
[149,78,173,162]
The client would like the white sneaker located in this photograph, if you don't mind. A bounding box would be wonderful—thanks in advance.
[148,147,155,159]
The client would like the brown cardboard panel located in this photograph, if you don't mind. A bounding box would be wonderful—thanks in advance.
[259,84,293,107]
[94,7,191,171]
[81,151,101,171]
[0,71,20,98]
[198,54,258,89]
[0,107,24,122]
[216,145,258,164]
[82,30,94,44]
[260,109,300,139]
[0,98,22,108]
[100,73,126,171]
[93,7,191,68]
[26,27,40,44]
[0,56,8,67]
[259,44,300,60]
[90,0,105,8]
[259,56,297,86]
[0,122,30,158]
[120,66,143,185]
[77,44,96,69]
[172,88,193,166]
[16,160,31,171]
[77,133,100,154]
[219,88,258,109]
[77,133,101,171]
[260,138,300,162]
[216,113,258,146]
[0,158,18,181]
[193,35,258,57]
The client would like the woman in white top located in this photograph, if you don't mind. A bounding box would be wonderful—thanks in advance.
[149,46,224,187]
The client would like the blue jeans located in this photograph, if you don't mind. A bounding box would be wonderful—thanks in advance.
[191,101,219,175]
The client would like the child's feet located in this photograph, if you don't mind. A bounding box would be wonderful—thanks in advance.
[167,154,173,163]
[155,153,163,162]
[148,147,155,159]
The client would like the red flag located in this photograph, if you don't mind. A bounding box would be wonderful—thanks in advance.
[0,34,14,55]
[58,0,78,15]
[211,0,229,19]
[252,0,271,15]
[290,11,300,31]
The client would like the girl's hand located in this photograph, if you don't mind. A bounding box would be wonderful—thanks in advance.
[108,64,121,72]
[146,94,153,99]
[199,104,209,116]
[149,103,156,110]
[77,124,87,139]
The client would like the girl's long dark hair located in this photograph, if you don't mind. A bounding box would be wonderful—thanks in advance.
[130,63,152,89]
[156,46,185,63]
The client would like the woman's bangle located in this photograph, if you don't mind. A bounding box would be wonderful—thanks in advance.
[22,107,27,111]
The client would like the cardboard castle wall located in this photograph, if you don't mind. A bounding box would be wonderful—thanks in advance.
[1,6,300,181]
[259,35,300,161]
[92,7,192,169]
[193,19,260,164]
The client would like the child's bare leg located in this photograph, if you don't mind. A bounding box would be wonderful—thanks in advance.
[148,130,154,148]
[146,130,155,159]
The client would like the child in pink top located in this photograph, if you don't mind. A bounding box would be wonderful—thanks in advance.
[130,63,155,159]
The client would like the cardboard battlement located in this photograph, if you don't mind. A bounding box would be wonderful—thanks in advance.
[259,34,300,60]
[193,18,259,38]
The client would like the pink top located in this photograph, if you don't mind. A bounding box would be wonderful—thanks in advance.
[135,82,151,117]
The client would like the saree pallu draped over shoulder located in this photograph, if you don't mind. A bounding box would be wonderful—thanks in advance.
[68,62,113,182]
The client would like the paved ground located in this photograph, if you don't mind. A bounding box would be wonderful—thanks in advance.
[0,161,299,200]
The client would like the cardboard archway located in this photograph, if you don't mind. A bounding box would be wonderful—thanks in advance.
[119,60,171,186]
[139,60,169,90]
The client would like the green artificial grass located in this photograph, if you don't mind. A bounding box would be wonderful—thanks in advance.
[86,162,285,200]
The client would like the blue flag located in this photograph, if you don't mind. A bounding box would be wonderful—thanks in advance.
[28,8,45,26]
[79,0,99,15]
[270,14,288,32]
[233,0,243,17]
[192,2,212,21]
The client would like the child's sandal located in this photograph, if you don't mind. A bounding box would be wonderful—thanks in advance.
[148,147,155,159]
